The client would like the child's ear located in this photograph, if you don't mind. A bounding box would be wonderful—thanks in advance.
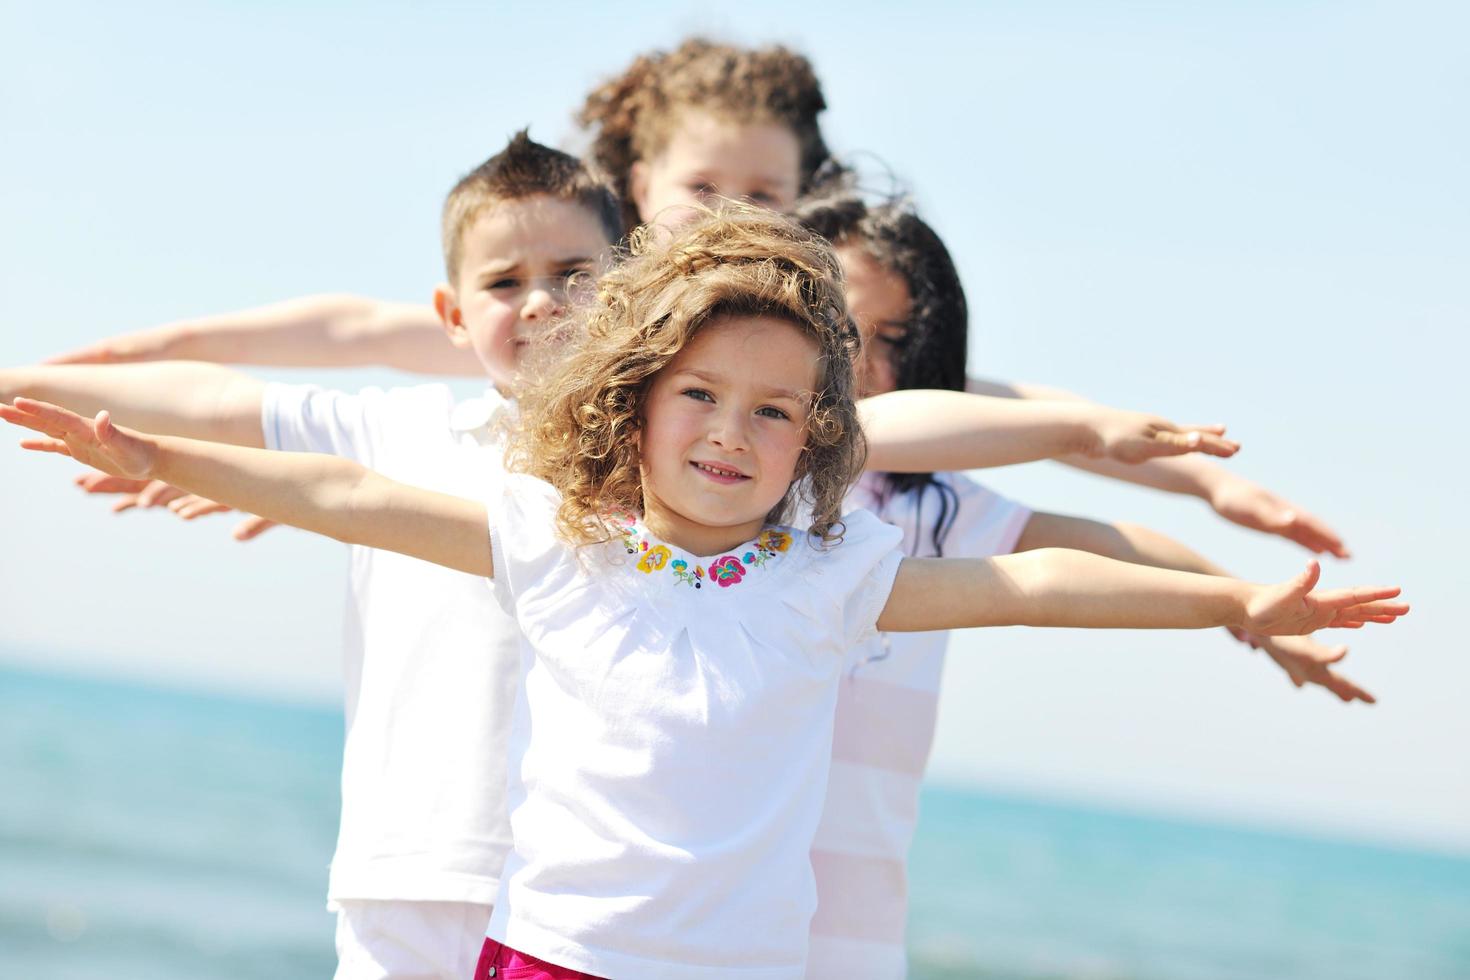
[434,284,469,348]
[629,161,651,222]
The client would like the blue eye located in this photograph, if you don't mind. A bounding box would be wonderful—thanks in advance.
[757,406,790,420]
[682,388,714,403]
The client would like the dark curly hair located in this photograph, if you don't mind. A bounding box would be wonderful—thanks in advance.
[794,190,970,554]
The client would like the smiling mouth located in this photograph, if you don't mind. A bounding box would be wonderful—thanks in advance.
[691,461,750,483]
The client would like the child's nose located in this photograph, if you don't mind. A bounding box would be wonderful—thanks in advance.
[708,409,751,451]
[521,287,562,321]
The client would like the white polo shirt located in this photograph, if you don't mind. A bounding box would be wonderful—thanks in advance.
[484,474,905,980]
[263,382,520,907]
[806,471,1031,978]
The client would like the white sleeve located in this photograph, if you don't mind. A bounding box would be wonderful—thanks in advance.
[797,509,906,649]
[260,382,455,466]
[486,473,571,610]
[942,474,1032,558]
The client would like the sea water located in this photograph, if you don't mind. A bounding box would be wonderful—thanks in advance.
[2,664,1467,980]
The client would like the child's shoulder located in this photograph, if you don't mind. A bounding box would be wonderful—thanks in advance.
[796,507,903,568]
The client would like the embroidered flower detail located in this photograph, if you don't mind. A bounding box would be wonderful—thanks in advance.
[758,529,792,553]
[611,518,789,591]
[672,561,703,588]
[636,545,672,573]
[709,556,746,587]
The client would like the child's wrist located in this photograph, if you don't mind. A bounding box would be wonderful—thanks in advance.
[1221,579,1255,630]
[1064,404,1105,457]
[0,367,25,404]
[1192,464,1237,503]
[148,436,181,484]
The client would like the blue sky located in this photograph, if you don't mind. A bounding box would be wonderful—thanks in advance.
[1,1,1464,852]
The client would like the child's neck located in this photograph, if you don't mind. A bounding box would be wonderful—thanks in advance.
[640,500,767,559]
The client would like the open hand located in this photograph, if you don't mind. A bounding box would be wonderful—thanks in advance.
[1240,631,1375,704]
[1242,560,1406,636]
[1089,411,1239,464]
[166,494,280,541]
[1209,474,1349,558]
[76,472,187,512]
[75,469,278,541]
[1,398,157,480]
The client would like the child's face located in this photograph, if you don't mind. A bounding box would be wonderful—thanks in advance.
[630,110,802,229]
[837,245,911,397]
[436,195,611,391]
[639,314,820,554]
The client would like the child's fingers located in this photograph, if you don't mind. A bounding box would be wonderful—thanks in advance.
[233,516,278,542]
[138,482,183,508]
[1328,667,1370,705]
[1281,510,1350,560]
[0,402,52,435]
[1315,583,1398,608]
[1323,669,1374,704]
[1193,434,1240,458]
[1148,429,1238,458]
[1290,559,1322,598]
[7,400,98,451]
[111,494,143,514]
[174,498,228,520]
[75,472,150,494]
[1176,426,1240,458]
[19,437,75,458]
[1335,598,1408,619]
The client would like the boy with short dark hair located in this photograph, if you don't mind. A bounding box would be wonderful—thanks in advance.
[0,130,622,979]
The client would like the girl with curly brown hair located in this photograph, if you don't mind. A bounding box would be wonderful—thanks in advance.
[576,36,838,233]
[2,205,1406,980]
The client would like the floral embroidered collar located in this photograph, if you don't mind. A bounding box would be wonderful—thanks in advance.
[608,517,795,590]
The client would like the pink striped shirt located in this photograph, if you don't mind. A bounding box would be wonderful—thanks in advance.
[807,471,1030,978]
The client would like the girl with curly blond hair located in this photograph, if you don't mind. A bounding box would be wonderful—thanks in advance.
[2,206,1405,980]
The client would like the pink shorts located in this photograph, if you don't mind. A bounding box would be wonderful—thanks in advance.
[473,938,605,980]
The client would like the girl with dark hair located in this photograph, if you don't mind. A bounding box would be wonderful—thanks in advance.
[794,191,1377,979]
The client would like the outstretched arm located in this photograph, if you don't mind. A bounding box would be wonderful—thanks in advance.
[877,548,1404,636]
[1015,513,1373,702]
[44,295,484,376]
[967,374,1349,558]
[857,390,1238,474]
[1,399,492,576]
[0,363,267,446]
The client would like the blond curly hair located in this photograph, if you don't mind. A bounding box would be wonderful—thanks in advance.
[576,37,836,232]
[510,204,864,548]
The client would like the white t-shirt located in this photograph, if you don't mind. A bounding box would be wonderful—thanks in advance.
[806,471,1031,979]
[263,382,520,907]
[483,474,905,980]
